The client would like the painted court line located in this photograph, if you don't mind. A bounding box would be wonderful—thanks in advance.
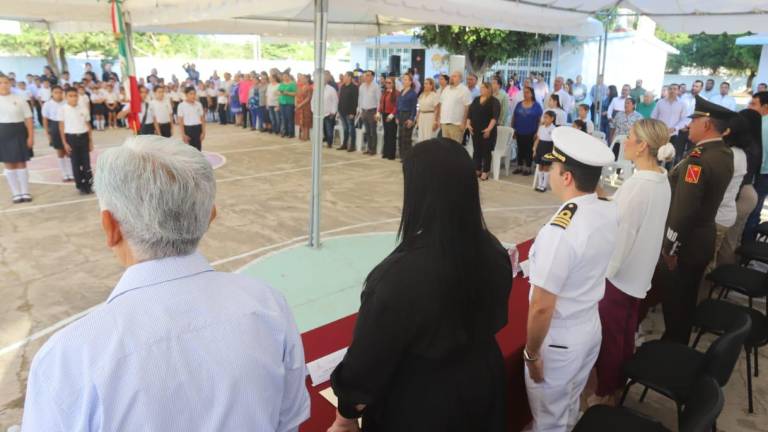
[0,204,552,357]
[0,158,375,214]
[217,142,306,154]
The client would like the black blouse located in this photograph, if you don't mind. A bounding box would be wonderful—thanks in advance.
[331,232,513,432]
[468,96,501,131]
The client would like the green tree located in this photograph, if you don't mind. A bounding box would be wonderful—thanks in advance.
[416,26,558,75]
[656,30,761,88]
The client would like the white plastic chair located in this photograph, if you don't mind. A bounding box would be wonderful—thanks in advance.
[602,134,634,186]
[492,126,515,180]
[592,130,606,143]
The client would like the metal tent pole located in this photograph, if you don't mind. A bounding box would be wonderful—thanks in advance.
[554,34,561,79]
[308,0,328,248]
[595,24,609,132]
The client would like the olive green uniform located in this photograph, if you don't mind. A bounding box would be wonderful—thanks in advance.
[659,138,733,344]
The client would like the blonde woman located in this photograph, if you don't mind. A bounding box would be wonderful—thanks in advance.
[416,78,439,142]
[592,119,673,406]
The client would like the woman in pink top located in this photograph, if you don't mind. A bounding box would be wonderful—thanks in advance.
[506,78,519,102]
[238,74,254,129]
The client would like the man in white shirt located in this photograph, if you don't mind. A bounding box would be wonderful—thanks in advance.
[438,71,472,143]
[651,84,689,165]
[533,73,549,105]
[702,78,717,100]
[357,70,381,155]
[151,86,173,137]
[316,80,339,148]
[571,75,587,104]
[709,82,737,111]
[22,135,310,432]
[467,73,480,99]
[525,128,617,432]
[606,84,631,120]
[58,87,93,194]
[545,76,573,115]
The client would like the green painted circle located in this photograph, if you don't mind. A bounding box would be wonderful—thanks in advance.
[238,232,398,332]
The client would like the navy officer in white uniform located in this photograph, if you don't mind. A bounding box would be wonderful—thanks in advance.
[524,127,618,432]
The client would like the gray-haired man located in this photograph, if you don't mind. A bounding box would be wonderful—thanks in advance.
[22,136,309,431]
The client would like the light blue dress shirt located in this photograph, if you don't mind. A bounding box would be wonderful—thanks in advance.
[22,252,309,432]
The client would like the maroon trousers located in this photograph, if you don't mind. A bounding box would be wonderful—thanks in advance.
[595,280,640,396]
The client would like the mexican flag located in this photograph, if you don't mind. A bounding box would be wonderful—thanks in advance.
[110,0,141,132]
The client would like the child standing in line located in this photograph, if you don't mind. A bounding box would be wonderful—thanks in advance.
[41,85,73,182]
[532,110,557,192]
[59,87,93,194]
[217,89,228,125]
[90,83,107,131]
[206,81,218,122]
[177,87,205,151]
[151,86,173,137]
[170,84,183,124]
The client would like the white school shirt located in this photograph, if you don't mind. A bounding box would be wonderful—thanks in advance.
[529,193,618,321]
[123,101,154,125]
[178,101,204,126]
[537,123,556,141]
[42,99,64,121]
[606,169,672,299]
[217,95,228,105]
[149,99,172,124]
[37,87,52,103]
[206,88,218,98]
[59,104,90,134]
[438,84,472,125]
[0,93,33,122]
[104,91,117,104]
[715,147,748,228]
[546,108,567,126]
[578,117,595,134]
[171,91,183,102]
[77,94,90,112]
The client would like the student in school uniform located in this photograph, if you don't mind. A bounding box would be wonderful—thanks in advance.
[105,82,119,129]
[151,86,173,137]
[117,86,154,135]
[90,83,107,131]
[216,89,228,125]
[197,81,209,123]
[532,110,558,192]
[59,87,93,194]
[42,85,73,182]
[0,73,35,204]
[177,86,205,151]
[206,81,218,122]
[170,84,183,123]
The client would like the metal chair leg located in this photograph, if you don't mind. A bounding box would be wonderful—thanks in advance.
[692,329,704,349]
[749,296,753,309]
[755,347,759,377]
[746,347,754,414]
[619,382,632,406]
[708,283,718,299]
[639,386,649,403]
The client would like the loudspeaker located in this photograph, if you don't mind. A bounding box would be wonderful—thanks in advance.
[389,55,401,76]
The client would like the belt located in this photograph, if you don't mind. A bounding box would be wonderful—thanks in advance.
[420,110,434,113]
[549,310,599,328]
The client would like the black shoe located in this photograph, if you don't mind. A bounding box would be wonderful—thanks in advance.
[12,195,23,204]
[337,146,348,151]
[347,147,356,152]
[512,168,523,174]
[522,170,532,176]
[21,194,32,202]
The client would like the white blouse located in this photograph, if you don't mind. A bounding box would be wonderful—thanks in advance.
[715,147,747,228]
[607,168,671,299]
[0,93,33,122]
[418,92,439,113]
[177,101,204,126]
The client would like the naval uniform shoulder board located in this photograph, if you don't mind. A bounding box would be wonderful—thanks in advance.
[550,202,577,230]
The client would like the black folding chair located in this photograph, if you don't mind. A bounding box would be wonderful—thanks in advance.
[574,377,723,432]
[693,299,768,413]
[706,263,768,314]
[619,309,750,422]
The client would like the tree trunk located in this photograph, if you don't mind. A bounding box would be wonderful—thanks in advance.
[468,57,489,78]
[746,70,756,92]
[59,47,69,74]
[45,27,60,76]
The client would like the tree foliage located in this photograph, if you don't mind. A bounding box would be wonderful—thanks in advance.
[656,29,761,83]
[416,26,557,75]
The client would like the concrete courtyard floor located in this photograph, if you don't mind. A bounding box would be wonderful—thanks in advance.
[0,124,765,431]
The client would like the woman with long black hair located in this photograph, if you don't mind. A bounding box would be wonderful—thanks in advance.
[329,138,513,432]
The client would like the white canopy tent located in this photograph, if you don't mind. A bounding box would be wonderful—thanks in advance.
[4,0,766,246]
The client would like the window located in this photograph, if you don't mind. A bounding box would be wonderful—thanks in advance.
[492,48,554,86]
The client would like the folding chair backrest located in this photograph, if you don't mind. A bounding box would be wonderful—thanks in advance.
[703,310,751,385]
[496,126,514,155]
[611,134,628,161]
[679,377,724,432]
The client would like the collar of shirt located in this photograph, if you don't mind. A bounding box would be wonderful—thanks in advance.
[567,192,599,207]
[695,137,724,148]
[107,252,214,303]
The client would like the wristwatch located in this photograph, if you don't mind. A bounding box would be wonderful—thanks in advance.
[523,348,539,362]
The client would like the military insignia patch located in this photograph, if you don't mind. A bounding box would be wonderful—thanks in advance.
[685,164,702,184]
[689,147,702,159]
[550,202,578,229]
